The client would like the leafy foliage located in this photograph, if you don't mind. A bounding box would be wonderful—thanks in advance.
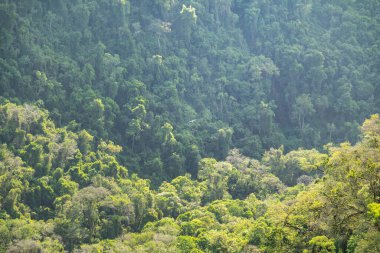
[1,0,379,183]
[0,0,379,252]
[0,103,378,252]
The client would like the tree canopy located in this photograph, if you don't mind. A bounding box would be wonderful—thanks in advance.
[0,0,379,252]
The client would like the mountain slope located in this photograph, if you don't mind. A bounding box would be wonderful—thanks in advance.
[1,0,379,182]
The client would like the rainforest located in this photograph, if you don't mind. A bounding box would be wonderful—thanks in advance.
[0,0,379,252]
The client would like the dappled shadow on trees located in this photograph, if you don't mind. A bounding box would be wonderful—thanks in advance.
[0,0,378,184]
[0,103,379,252]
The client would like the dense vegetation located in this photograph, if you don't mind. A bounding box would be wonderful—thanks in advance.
[0,103,379,252]
[1,0,379,182]
[0,0,379,252]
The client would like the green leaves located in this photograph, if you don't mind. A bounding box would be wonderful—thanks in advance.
[307,236,336,253]
[0,0,379,250]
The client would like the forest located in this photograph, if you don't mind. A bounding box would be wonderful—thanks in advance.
[0,0,379,252]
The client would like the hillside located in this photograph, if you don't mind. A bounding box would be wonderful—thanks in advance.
[0,0,379,252]
[1,0,379,182]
